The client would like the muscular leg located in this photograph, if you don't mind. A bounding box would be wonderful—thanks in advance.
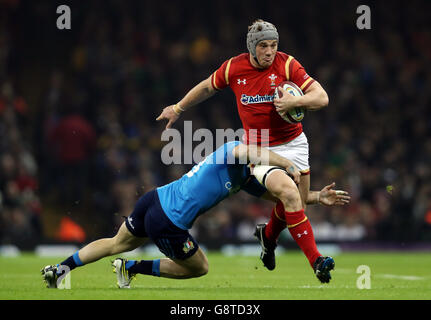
[159,247,209,279]
[77,222,148,265]
[264,170,321,268]
[261,170,311,210]
[46,222,148,284]
[128,247,209,279]
[253,168,302,245]
[265,170,302,212]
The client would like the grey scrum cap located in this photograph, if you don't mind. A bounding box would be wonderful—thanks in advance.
[246,20,279,58]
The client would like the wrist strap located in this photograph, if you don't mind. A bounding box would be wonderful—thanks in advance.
[172,103,184,115]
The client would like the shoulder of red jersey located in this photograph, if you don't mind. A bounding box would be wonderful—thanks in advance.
[211,53,250,91]
[276,51,290,61]
[278,51,315,92]
[211,52,315,92]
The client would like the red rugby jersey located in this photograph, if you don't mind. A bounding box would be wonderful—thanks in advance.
[211,52,315,146]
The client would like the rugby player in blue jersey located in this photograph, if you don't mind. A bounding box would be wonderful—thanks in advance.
[42,141,348,288]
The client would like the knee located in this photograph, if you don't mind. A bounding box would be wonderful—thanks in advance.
[111,235,132,255]
[272,181,300,203]
[187,257,209,278]
[193,260,209,277]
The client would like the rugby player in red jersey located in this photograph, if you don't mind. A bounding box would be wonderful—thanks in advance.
[157,19,349,282]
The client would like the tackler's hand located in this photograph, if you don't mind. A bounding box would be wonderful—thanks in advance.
[285,163,301,185]
[318,182,350,206]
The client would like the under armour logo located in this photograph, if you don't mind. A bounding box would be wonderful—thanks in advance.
[297,230,308,238]
[237,79,246,85]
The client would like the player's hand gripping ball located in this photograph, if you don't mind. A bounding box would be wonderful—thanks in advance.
[274,81,306,123]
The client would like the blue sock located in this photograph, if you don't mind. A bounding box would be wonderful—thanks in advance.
[127,259,160,276]
[125,260,137,270]
[59,251,84,272]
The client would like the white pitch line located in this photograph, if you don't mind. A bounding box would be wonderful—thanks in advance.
[376,274,425,281]
[327,268,425,281]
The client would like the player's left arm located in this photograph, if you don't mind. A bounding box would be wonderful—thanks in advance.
[296,81,329,111]
[274,81,329,113]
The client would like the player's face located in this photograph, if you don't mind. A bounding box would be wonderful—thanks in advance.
[255,40,278,68]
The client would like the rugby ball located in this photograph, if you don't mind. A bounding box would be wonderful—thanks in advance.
[274,81,305,123]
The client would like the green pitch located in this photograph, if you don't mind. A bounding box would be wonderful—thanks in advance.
[1,251,430,300]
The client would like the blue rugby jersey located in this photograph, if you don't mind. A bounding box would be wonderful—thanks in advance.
[156,141,249,230]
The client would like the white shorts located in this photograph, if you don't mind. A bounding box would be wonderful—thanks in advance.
[267,132,310,174]
[252,132,310,187]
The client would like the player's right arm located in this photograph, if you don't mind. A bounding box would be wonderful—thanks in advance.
[232,143,300,184]
[157,56,235,129]
[156,75,217,129]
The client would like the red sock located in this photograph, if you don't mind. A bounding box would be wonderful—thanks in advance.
[285,209,321,267]
[264,200,286,243]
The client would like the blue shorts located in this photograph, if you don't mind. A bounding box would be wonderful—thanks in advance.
[242,176,267,198]
[125,190,199,260]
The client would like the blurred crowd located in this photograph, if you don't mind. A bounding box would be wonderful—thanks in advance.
[1,0,431,248]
